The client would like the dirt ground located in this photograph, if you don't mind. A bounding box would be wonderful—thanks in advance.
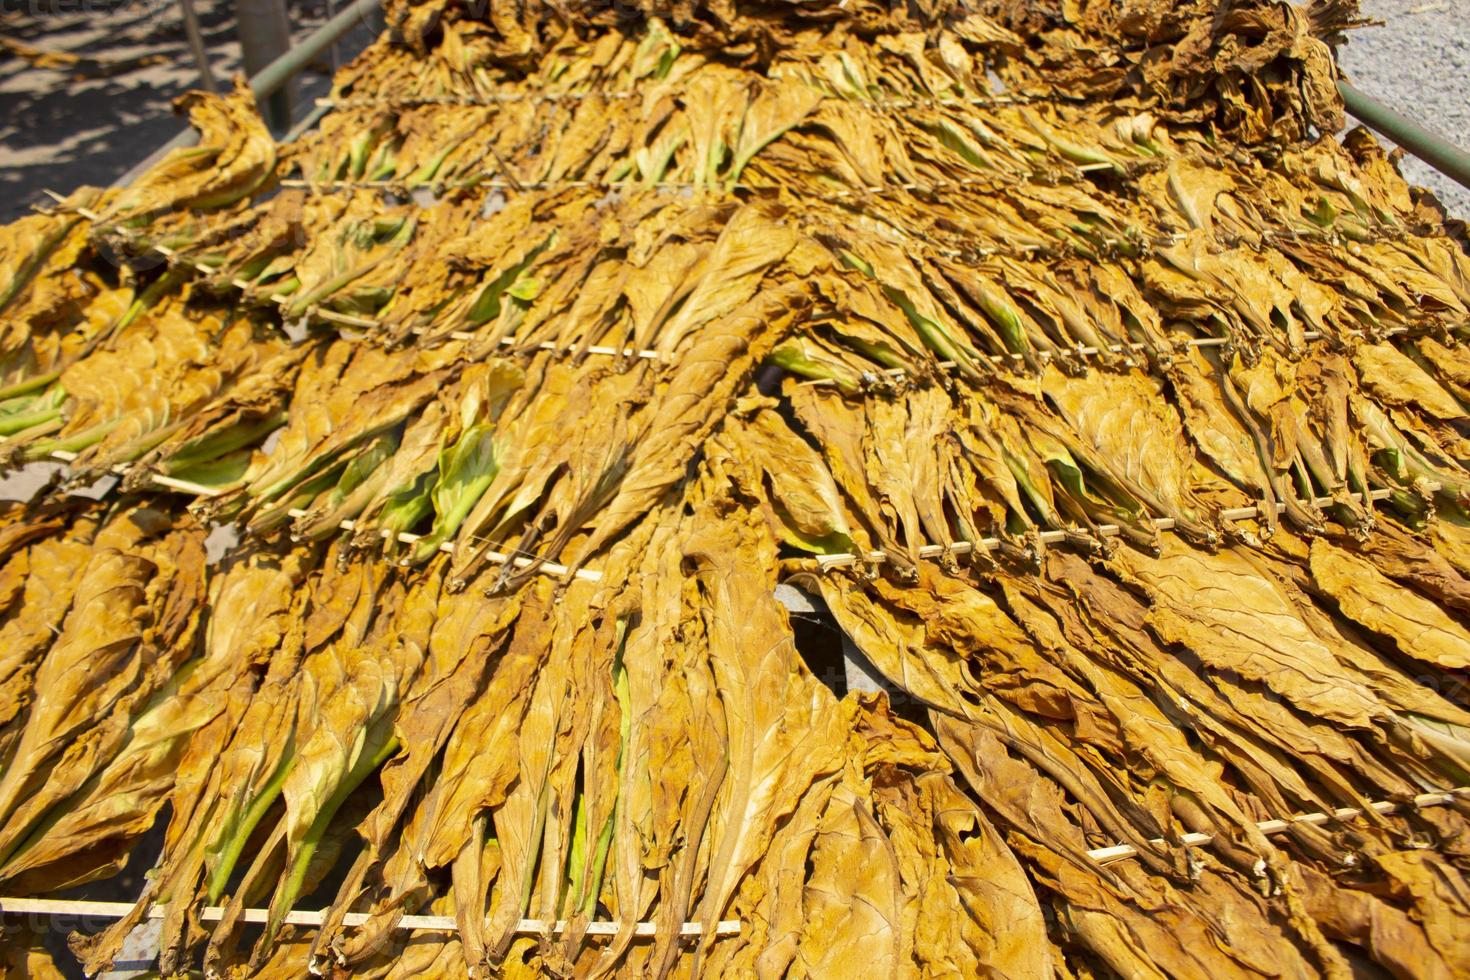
[0,0,379,222]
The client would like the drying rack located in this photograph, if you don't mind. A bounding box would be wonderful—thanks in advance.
[4,2,1470,973]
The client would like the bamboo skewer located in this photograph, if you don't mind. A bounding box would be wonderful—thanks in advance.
[1084,788,1470,865]
[43,191,668,363]
[1,790,1461,937]
[314,90,1083,110]
[305,510,601,581]
[276,169,1113,194]
[0,897,739,937]
[262,174,1413,263]
[45,455,606,584]
[813,483,1442,572]
[43,189,1418,366]
[42,190,1417,367]
[51,440,1429,585]
[794,324,1416,389]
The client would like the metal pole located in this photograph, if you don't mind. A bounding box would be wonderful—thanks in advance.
[112,0,381,188]
[236,0,295,129]
[1339,80,1470,192]
[177,0,218,94]
[283,100,333,142]
[246,0,378,105]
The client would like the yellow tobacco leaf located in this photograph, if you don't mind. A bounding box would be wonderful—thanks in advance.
[1309,539,1470,671]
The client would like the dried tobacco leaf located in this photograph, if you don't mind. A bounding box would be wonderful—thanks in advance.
[12,1,1470,978]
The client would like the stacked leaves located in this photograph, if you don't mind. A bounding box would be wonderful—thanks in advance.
[2,0,1470,976]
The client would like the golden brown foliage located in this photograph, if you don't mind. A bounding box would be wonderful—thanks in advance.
[4,0,1470,976]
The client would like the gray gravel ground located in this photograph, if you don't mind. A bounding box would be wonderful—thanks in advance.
[1337,0,1470,219]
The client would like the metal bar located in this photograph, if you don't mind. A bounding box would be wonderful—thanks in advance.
[773,585,893,696]
[236,0,294,127]
[283,100,334,142]
[1339,80,1470,191]
[112,0,382,188]
[112,131,193,189]
[248,0,379,104]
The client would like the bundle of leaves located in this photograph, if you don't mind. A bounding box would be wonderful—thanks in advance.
[3,0,1470,976]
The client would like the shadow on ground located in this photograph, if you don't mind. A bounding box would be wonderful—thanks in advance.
[0,0,380,220]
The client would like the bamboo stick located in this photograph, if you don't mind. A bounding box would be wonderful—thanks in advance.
[1085,788,1469,865]
[0,898,739,937]
[794,324,1413,389]
[813,483,1439,571]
